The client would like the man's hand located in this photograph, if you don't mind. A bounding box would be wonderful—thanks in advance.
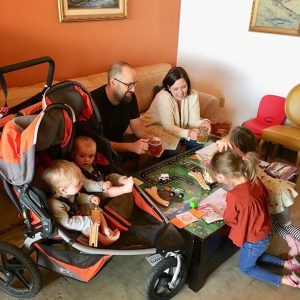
[132,138,149,154]
[90,196,100,206]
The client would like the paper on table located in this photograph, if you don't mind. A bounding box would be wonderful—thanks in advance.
[200,188,227,216]
[198,204,223,224]
[195,142,218,166]
[170,208,203,229]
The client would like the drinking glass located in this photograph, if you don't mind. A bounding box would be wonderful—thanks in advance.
[148,137,163,157]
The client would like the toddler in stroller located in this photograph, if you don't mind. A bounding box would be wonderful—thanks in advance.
[72,135,135,218]
[0,57,188,300]
[73,135,134,196]
[43,159,120,246]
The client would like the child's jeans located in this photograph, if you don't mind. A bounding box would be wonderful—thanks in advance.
[239,234,283,287]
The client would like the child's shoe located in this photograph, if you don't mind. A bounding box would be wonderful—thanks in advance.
[286,272,300,288]
[286,257,300,271]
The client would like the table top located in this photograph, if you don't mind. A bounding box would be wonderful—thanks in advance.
[136,140,226,239]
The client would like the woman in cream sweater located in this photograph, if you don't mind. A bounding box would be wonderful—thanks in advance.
[142,67,211,158]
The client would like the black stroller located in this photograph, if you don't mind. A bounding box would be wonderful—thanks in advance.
[0,57,189,300]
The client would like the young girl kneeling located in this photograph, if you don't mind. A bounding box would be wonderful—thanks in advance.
[209,150,300,288]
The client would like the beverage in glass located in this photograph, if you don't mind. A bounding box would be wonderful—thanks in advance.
[197,127,208,144]
[148,137,163,157]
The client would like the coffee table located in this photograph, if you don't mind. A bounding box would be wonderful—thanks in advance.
[135,142,238,292]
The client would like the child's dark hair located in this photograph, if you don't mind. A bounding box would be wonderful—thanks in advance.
[229,126,257,153]
[209,150,258,182]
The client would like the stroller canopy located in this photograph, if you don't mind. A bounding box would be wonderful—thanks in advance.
[0,81,108,186]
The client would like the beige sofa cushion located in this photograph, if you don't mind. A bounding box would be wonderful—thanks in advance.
[0,81,58,108]
[1,63,221,122]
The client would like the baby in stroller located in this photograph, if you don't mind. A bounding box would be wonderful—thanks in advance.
[72,135,134,196]
[43,159,120,246]
[72,135,135,219]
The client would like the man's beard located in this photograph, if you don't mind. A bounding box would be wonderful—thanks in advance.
[121,92,133,103]
[114,90,132,104]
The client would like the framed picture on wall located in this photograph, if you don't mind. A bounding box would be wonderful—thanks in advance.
[58,0,127,22]
[249,0,300,36]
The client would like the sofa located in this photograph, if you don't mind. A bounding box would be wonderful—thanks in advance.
[2,63,223,125]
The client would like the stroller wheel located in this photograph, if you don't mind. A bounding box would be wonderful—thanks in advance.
[144,256,188,300]
[0,242,42,298]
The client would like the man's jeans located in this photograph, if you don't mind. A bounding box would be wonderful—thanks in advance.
[239,234,283,287]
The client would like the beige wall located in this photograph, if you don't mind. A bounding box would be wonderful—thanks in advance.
[0,0,180,87]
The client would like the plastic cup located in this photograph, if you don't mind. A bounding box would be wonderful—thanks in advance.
[197,127,208,144]
[148,137,163,157]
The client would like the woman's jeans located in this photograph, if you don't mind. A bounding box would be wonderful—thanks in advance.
[239,234,283,287]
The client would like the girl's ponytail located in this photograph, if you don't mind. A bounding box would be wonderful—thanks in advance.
[209,150,258,182]
[242,152,258,181]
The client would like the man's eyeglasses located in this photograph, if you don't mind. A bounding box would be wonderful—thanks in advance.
[113,77,138,90]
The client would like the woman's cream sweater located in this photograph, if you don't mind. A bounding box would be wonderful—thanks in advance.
[142,89,203,150]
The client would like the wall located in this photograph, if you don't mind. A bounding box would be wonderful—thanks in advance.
[177,0,300,126]
[0,0,180,87]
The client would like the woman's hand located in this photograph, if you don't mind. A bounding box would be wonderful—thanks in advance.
[188,128,199,141]
[200,120,211,133]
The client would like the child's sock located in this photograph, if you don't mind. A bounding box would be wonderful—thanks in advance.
[295,239,300,255]
[286,234,298,257]
[283,224,300,240]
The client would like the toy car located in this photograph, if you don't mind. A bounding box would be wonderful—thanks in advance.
[159,173,170,183]
[170,187,185,199]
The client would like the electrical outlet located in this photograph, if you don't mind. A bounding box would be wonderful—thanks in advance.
[219,97,225,107]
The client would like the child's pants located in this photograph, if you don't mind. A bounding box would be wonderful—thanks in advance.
[239,234,283,287]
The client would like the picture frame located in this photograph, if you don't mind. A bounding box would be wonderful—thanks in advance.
[57,0,127,22]
[249,0,300,36]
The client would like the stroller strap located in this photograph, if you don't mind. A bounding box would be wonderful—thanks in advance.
[56,196,80,216]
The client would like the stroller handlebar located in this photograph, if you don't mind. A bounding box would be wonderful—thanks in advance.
[58,228,157,256]
[0,56,55,88]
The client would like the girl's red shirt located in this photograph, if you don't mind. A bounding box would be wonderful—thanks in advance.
[224,178,271,247]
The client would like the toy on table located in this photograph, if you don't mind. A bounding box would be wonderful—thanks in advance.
[170,187,185,199]
[189,200,198,209]
[89,206,101,247]
[188,171,210,190]
[159,173,170,183]
[145,186,169,207]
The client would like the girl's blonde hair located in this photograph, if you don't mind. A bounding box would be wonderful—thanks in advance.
[43,160,82,195]
[209,150,258,182]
